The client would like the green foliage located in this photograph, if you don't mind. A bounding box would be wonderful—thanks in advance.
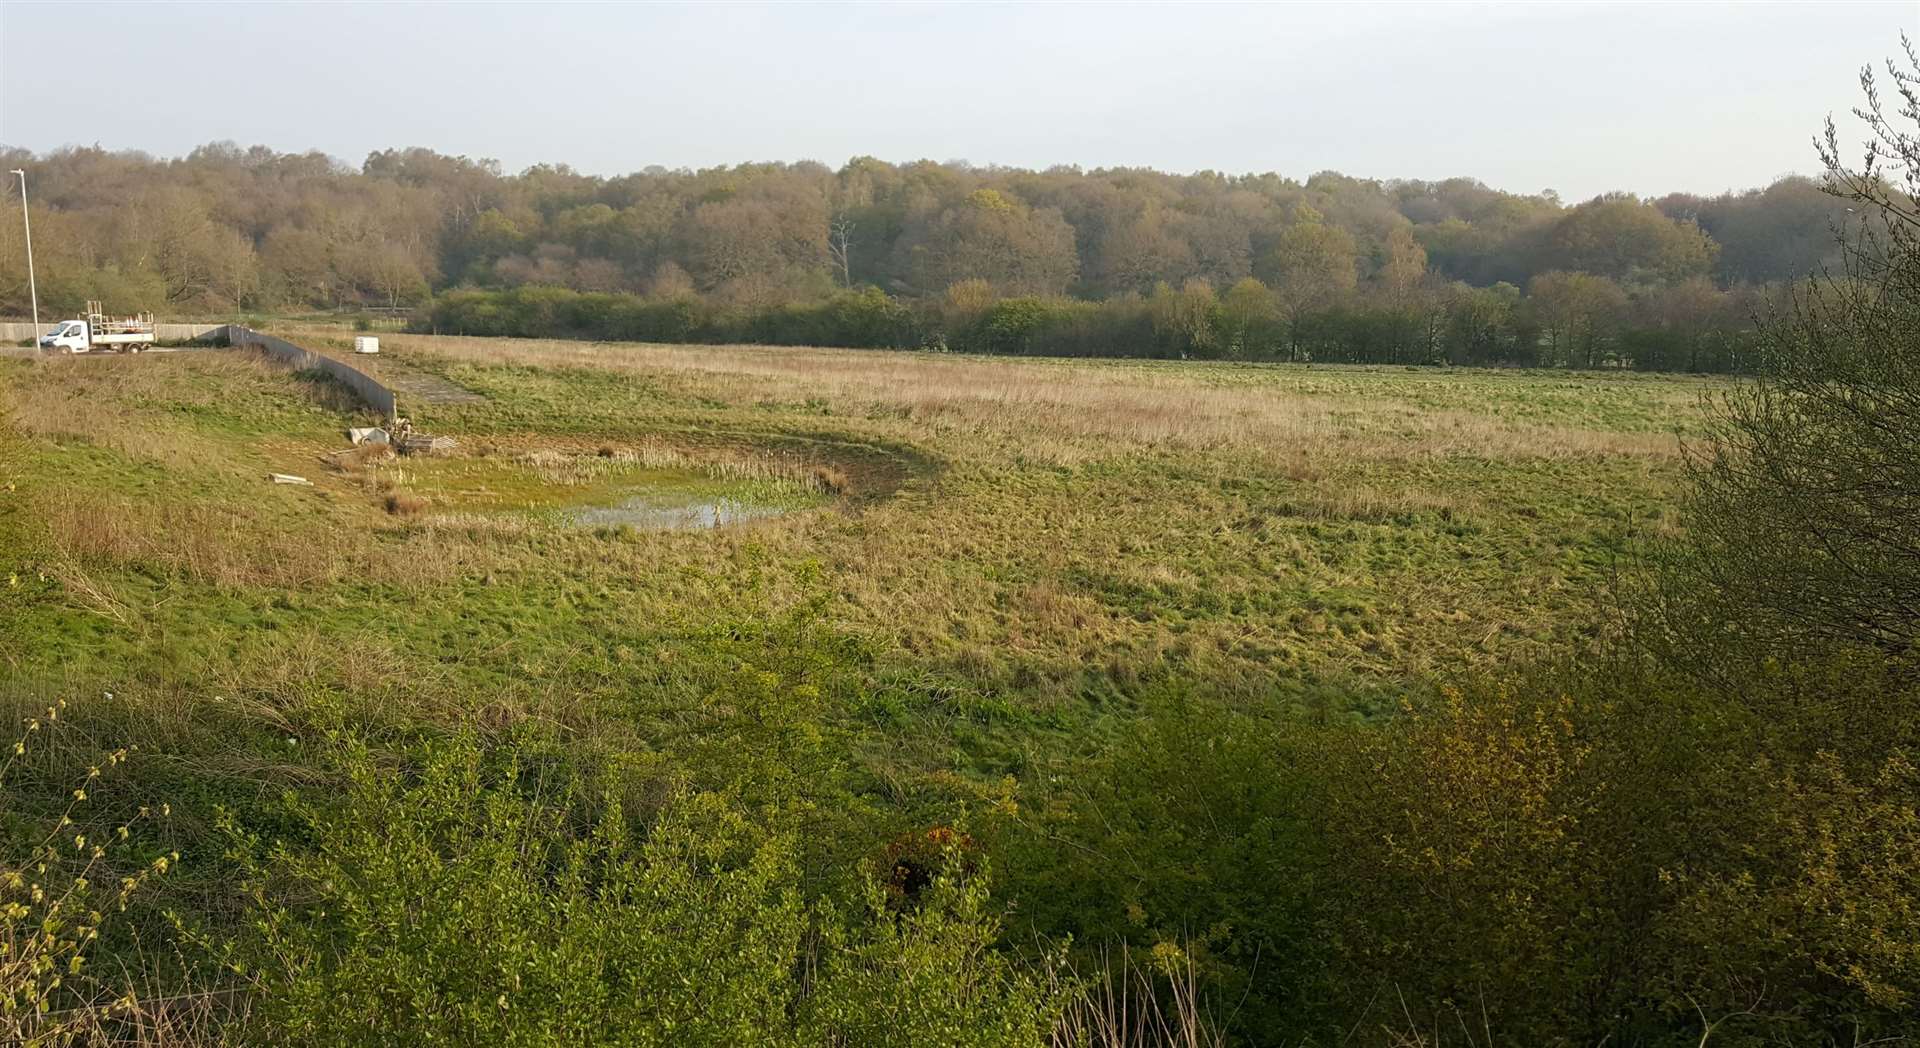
[800,862,1066,1048]
[1318,685,1602,1033]
[1147,281,1220,358]
[1255,204,1359,326]
[429,285,920,349]
[998,693,1330,1038]
[426,282,1765,370]
[224,737,803,1047]
[1325,665,1920,1043]
[1664,746,1920,1023]
[1542,194,1720,285]
[1027,662,1920,1045]
[217,733,1065,1048]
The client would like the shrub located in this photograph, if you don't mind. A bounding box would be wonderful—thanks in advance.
[1027,658,1920,1044]
[1,700,177,1048]
[221,737,807,1047]
[996,692,1329,1041]
[1661,748,1920,1025]
[1314,685,1609,1038]
[824,287,918,348]
[1654,48,1920,670]
[800,854,1065,1048]
[216,734,1069,1047]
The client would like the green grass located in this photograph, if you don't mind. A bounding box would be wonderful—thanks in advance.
[0,342,1708,812]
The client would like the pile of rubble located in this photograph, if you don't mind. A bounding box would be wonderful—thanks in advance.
[272,418,460,488]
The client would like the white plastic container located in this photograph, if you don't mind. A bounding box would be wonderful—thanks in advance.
[353,336,380,354]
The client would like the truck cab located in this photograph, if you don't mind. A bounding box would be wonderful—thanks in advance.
[39,320,94,353]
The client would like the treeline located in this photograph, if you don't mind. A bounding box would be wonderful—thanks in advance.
[430,274,1768,370]
[0,141,1851,370]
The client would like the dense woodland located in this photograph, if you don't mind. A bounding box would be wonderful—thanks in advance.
[0,142,1856,368]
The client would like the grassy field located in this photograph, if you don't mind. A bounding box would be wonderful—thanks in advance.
[0,337,1709,803]
[0,336,1747,1042]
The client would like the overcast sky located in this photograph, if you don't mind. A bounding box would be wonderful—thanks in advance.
[1,1,1913,200]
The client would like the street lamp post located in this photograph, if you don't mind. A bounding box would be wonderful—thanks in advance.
[10,169,40,342]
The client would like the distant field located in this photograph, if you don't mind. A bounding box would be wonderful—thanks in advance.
[0,338,1714,788]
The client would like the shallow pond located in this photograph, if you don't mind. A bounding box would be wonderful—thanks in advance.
[566,492,798,530]
[380,449,829,532]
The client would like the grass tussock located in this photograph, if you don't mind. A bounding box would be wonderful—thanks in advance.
[810,464,851,495]
[383,490,430,516]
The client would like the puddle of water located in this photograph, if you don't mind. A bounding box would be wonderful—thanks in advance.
[566,493,795,531]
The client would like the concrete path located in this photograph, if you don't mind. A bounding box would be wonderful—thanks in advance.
[295,343,486,406]
[335,355,487,405]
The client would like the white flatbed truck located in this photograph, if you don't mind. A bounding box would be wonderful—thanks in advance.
[38,302,156,354]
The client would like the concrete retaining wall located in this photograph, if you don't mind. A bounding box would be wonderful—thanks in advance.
[228,326,399,422]
[0,322,228,341]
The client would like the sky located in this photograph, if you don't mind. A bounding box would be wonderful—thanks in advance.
[1,0,1913,201]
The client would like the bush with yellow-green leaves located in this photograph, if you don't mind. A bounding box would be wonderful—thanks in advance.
[1,700,176,1048]
[198,734,1065,1048]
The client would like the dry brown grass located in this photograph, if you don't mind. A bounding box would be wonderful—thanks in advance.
[387,335,1705,467]
[32,490,470,592]
[511,441,851,495]
[810,464,852,495]
[44,985,251,1048]
[1051,943,1227,1048]
[37,492,362,589]
[3,351,369,474]
[1273,484,1470,523]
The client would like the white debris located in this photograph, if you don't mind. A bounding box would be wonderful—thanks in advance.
[269,473,313,485]
[347,427,391,446]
